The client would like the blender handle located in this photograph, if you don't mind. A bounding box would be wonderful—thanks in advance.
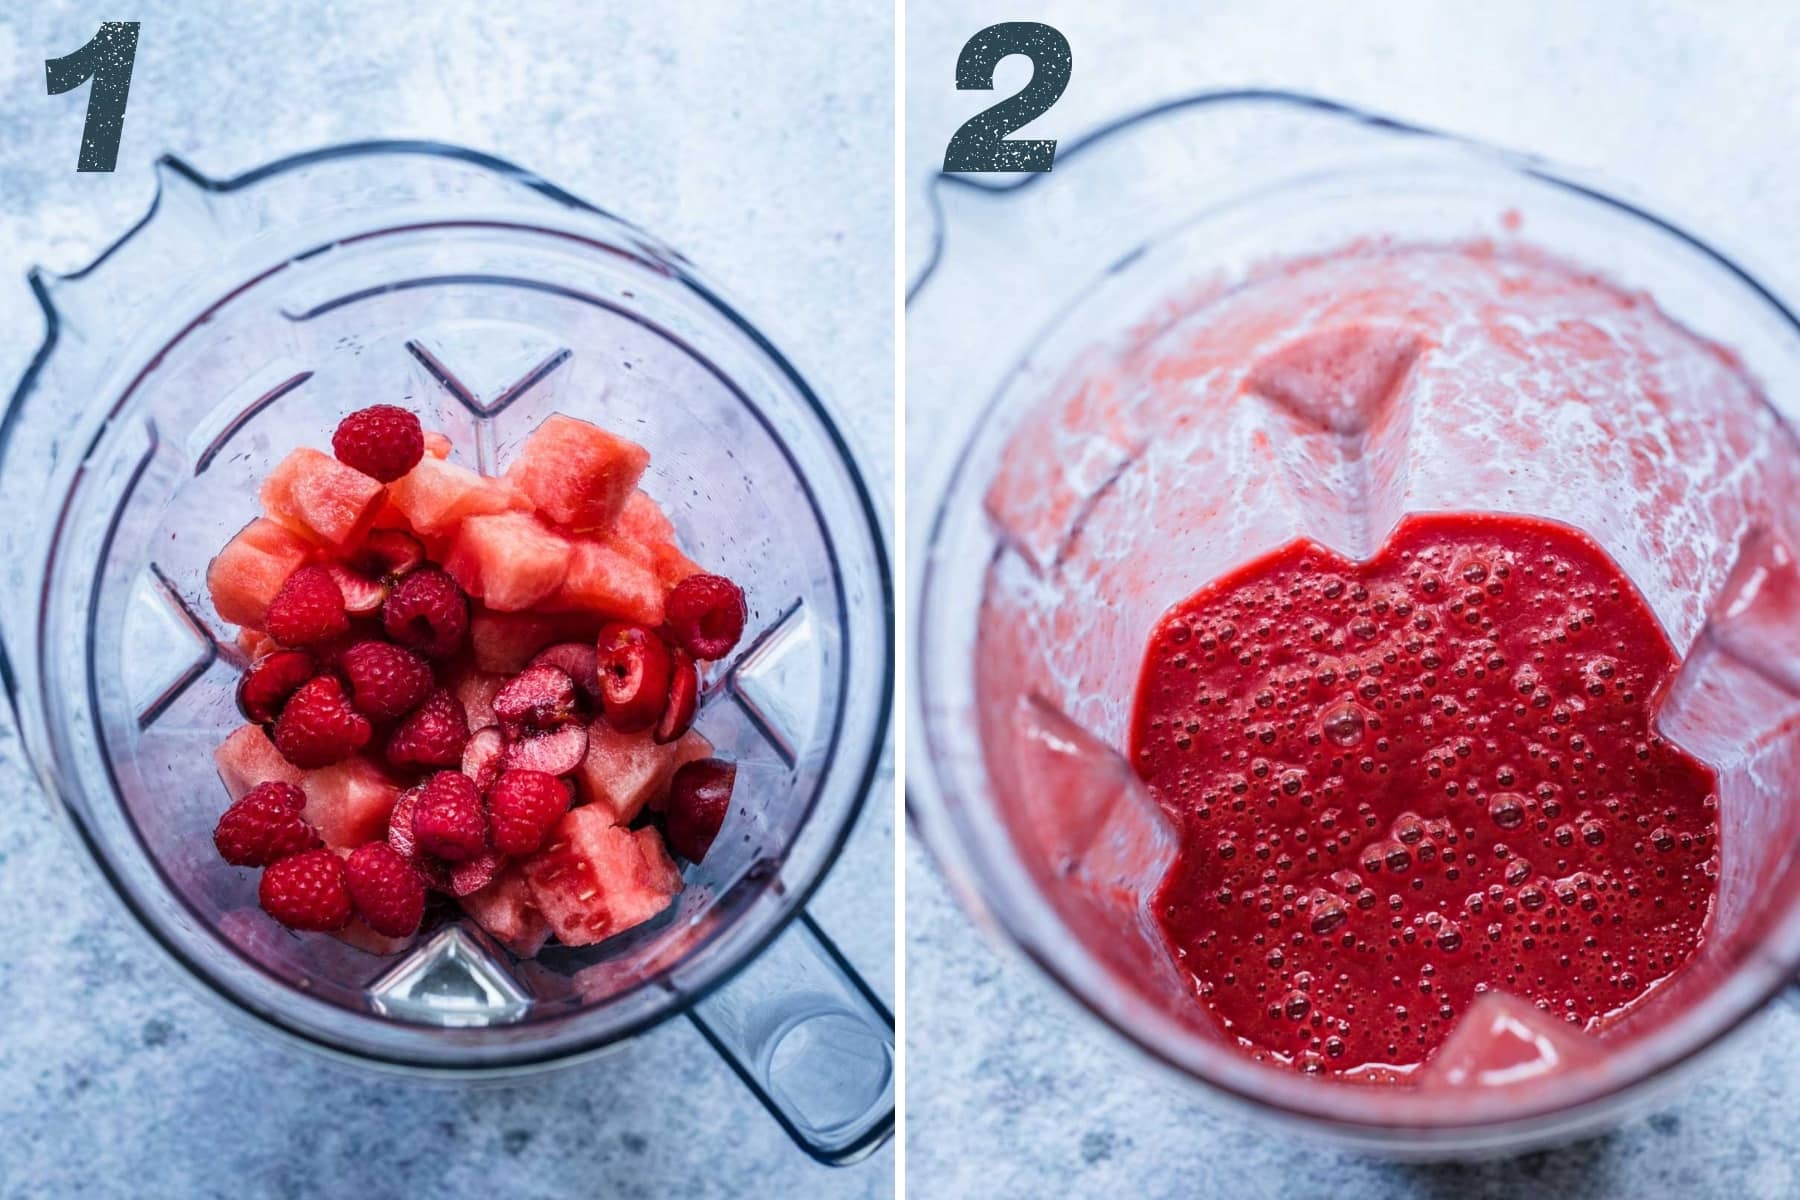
[686,908,894,1165]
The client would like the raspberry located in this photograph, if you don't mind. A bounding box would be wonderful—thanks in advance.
[259,848,353,931]
[486,769,570,856]
[383,568,469,659]
[385,687,470,770]
[236,650,316,724]
[413,771,487,862]
[344,842,426,937]
[266,566,351,648]
[273,675,372,768]
[339,640,433,722]
[331,404,424,483]
[666,573,747,661]
[213,782,318,866]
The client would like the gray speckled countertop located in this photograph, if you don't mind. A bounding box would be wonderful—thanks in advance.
[905,3,1800,1198]
[0,3,892,1197]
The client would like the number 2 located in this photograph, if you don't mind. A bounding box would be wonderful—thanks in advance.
[46,21,141,173]
[942,22,1072,173]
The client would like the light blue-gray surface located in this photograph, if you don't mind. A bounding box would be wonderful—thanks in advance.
[0,4,893,1197]
[905,3,1800,1198]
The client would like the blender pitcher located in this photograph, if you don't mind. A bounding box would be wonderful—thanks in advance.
[0,143,893,1165]
[909,93,1800,1153]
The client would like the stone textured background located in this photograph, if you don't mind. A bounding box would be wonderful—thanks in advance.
[0,4,893,1197]
[905,3,1800,1199]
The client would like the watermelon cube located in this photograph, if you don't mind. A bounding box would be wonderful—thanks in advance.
[648,541,703,590]
[333,917,417,957]
[446,665,508,730]
[460,865,552,958]
[469,609,562,673]
[549,537,664,625]
[505,414,649,532]
[301,754,402,849]
[259,448,386,550]
[575,723,712,824]
[385,455,520,537]
[444,512,572,612]
[421,430,454,460]
[615,490,677,545]
[207,518,314,628]
[215,723,305,800]
[522,808,682,947]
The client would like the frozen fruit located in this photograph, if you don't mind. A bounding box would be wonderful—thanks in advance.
[665,758,736,863]
[421,430,453,460]
[654,646,699,745]
[649,541,704,590]
[385,688,470,770]
[208,517,315,628]
[459,866,551,958]
[344,842,427,937]
[492,665,578,735]
[350,528,426,579]
[448,666,507,729]
[260,447,386,550]
[259,848,354,932]
[666,574,747,661]
[413,771,488,862]
[505,413,650,532]
[528,642,601,704]
[339,640,433,723]
[575,722,710,824]
[444,512,572,612]
[333,917,418,957]
[486,769,571,856]
[300,755,402,849]
[502,722,589,777]
[386,455,519,536]
[447,850,504,897]
[236,650,316,724]
[216,724,306,799]
[274,675,373,768]
[522,807,681,947]
[596,622,672,733]
[551,537,663,626]
[386,787,425,863]
[470,609,562,673]
[461,725,506,790]
[383,567,469,659]
[616,490,677,545]
[322,563,388,615]
[265,565,352,647]
[213,782,319,866]
[332,404,425,483]
[237,628,279,661]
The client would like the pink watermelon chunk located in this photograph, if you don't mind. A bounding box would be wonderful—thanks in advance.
[332,917,418,957]
[522,808,681,947]
[505,414,649,532]
[215,723,305,800]
[259,448,386,550]
[615,490,677,544]
[207,518,314,628]
[575,723,712,824]
[460,865,552,958]
[386,455,520,536]
[446,665,508,729]
[421,430,454,460]
[443,512,572,612]
[301,755,403,849]
[648,541,703,590]
[469,609,562,673]
[548,537,664,625]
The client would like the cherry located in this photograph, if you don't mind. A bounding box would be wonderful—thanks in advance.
[665,758,736,863]
[596,622,673,733]
[666,574,747,661]
[655,646,699,745]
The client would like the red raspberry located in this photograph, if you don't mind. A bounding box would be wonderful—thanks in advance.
[213,782,318,866]
[339,640,433,722]
[236,650,316,724]
[259,848,353,931]
[344,842,426,937]
[486,769,570,856]
[331,404,424,483]
[383,568,469,659]
[385,688,470,770]
[413,771,487,862]
[666,573,747,661]
[273,675,373,768]
[266,566,351,648]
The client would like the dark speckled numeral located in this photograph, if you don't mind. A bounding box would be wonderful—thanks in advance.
[46,21,140,173]
[942,22,1072,173]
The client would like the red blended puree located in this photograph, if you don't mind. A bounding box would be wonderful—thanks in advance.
[1130,513,1718,1078]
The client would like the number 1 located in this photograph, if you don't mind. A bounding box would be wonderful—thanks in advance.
[46,21,141,173]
